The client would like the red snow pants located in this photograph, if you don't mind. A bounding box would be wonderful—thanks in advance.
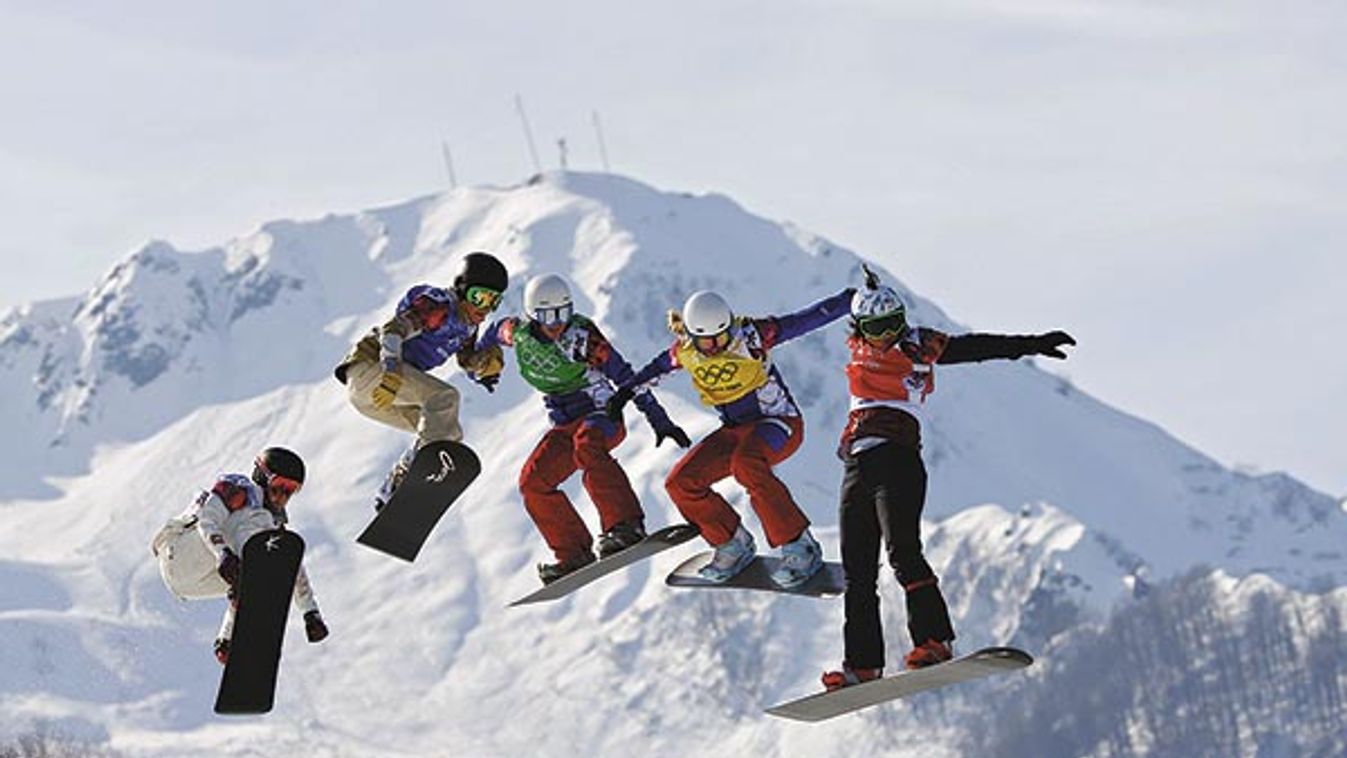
[664,416,808,548]
[519,416,644,562]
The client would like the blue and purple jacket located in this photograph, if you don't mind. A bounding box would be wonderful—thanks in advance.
[335,284,482,382]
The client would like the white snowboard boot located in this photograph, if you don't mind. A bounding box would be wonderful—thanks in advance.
[698,525,756,583]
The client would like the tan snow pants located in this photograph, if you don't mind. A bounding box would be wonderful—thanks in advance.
[345,360,464,445]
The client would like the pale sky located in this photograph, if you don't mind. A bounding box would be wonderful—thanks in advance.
[1,1,1343,496]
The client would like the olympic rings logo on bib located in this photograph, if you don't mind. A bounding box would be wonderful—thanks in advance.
[693,363,740,386]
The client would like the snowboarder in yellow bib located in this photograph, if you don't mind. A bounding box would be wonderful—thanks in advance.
[609,287,854,588]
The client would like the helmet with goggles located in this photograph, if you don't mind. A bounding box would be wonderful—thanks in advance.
[453,252,508,312]
[682,291,734,354]
[851,286,908,339]
[252,446,305,500]
[524,273,574,326]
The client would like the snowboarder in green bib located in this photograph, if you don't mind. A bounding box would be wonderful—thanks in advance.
[476,273,691,584]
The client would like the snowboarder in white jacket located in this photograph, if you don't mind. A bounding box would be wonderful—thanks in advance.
[151,447,329,664]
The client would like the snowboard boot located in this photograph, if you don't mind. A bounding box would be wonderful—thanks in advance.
[213,638,231,666]
[698,525,756,583]
[821,663,882,692]
[537,550,598,585]
[769,528,823,589]
[596,521,646,559]
[904,639,954,670]
[374,444,417,511]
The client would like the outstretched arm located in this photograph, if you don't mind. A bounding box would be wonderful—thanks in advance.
[606,347,681,421]
[591,327,691,448]
[625,347,682,387]
[938,330,1075,365]
[761,288,856,348]
[588,327,660,410]
[474,316,517,353]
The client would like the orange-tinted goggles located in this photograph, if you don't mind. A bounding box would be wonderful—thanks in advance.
[267,477,302,497]
[693,331,731,354]
[256,459,302,497]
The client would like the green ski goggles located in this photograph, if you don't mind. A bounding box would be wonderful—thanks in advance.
[857,312,907,338]
[465,286,503,311]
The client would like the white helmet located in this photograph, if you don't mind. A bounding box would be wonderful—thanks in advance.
[682,291,733,337]
[851,285,905,320]
[524,273,574,324]
[851,285,908,338]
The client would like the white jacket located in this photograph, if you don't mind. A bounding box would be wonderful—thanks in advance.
[152,474,320,624]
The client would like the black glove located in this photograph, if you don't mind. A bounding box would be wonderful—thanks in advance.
[606,386,635,421]
[217,548,241,588]
[304,610,329,643]
[1034,331,1076,359]
[474,372,501,393]
[861,263,881,290]
[654,423,692,449]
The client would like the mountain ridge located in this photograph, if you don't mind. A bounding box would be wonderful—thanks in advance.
[0,171,1341,756]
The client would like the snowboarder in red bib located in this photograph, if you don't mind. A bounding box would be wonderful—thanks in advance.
[150,447,329,664]
[334,252,508,509]
[608,286,854,589]
[822,265,1074,690]
[476,274,691,584]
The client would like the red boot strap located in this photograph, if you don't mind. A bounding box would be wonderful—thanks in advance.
[821,671,848,691]
[822,665,882,691]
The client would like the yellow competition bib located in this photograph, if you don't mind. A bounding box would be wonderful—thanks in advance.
[676,337,770,406]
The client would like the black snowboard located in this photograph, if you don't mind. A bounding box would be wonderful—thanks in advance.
[766,647,1033,722]
[214,529,305,715]
[356,440,481,562]
[665,551,846,597]
[510,524,701,606]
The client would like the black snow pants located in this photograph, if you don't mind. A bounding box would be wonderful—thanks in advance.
[839,441,955,669]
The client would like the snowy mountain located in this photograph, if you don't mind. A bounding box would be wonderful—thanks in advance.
[1,172,1343,757]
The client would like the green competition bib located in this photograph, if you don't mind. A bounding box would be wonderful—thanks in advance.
[514,320,590,395]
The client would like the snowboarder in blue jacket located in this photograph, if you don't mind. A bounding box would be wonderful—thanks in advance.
[335,252,509,509]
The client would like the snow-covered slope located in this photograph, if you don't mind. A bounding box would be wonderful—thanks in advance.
[1,172,1342,756]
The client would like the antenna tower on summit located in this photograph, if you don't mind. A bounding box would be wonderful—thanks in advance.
[514,94,543,175]
[592,111,611,172]
[441,140,458,188]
